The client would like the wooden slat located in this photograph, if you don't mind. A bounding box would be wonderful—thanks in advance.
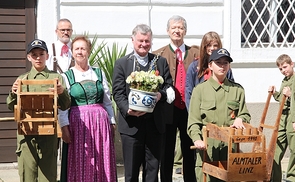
[0,139,17,147]
[0,60,26,67]
[0,130,16,139]
[0,15,25,23]
[260,123,276,130]
[0,104,11,113]
[0,117,14,122]
[0,146,17,162]
[0,33,25,41]
[0,68,24,76]
[19,92,55,96]
[0,95,9,101]
[0,24,25,33]
[0,50,25,59]
[0,77,20,86]
[21,80,57,85]
[20,118,56,122]
[0,112,14,118]
[0,9,25,15]
[0,86,13,94]
[0,42,25,50]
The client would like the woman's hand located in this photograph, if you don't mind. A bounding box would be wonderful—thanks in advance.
[111,124,116,140]
[61,125,71,143]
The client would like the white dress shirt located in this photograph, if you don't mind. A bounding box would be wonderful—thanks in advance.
[46,40,72,73]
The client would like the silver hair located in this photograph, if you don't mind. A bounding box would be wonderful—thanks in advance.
[56,18,72,29]
[132,24,153,38]
[166,15,187,31]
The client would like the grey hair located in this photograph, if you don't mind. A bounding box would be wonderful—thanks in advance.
[56,18,72,29]
[132,24,153,38]
[166,15,187,31]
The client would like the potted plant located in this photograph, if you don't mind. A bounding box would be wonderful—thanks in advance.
[125,56,164,113]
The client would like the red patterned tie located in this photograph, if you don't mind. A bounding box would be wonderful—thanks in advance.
[174,48,186,109]
[60,44,69,56]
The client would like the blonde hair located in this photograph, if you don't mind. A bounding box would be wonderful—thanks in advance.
[276,54,292,67]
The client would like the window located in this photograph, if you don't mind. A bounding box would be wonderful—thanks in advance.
[241,0,295,48]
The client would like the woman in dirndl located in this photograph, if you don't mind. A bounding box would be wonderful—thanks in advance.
[59,35,117,182]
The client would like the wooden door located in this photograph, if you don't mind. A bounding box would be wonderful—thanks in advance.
[0,0,36,162]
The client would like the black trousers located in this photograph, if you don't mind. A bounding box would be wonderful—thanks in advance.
[160,106,196,182]
[121,115,163,182]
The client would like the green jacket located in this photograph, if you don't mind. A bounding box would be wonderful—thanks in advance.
[6,67,70,111]
[274,75,293,111]
[187,77,251,142]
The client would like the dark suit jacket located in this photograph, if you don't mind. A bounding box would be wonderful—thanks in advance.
[112,52,173,135]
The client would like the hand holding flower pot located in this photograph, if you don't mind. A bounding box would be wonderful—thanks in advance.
[126,70,164,113]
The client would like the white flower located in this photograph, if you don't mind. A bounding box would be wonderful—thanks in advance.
[126,70,164,92]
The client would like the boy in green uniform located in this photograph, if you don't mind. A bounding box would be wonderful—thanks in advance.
[6,39,70,182]
[270,54,295,182]
[187,48,251,182]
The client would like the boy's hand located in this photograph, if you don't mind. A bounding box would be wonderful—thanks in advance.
[193,140,206,150]
[11,79,20,94]
[230,118,245,129]
[282,86,291,97]
[268,86,275,93]
[48,78,64,94]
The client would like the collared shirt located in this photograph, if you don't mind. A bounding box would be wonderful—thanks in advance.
[134,52,148,67]
[47,40,73,73]
[170,43,185,60]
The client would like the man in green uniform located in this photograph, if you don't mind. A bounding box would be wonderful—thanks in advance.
[6,39,70,182]
[270,54,295,182]
[187,48,251,182]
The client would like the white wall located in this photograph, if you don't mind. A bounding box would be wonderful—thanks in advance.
[37,0,286,103]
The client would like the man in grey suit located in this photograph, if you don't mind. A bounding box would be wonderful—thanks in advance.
[112,24,173,182]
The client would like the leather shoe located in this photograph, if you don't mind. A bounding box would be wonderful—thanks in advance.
[175,168,182,174]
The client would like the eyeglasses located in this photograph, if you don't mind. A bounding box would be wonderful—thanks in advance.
[58,29,72,33]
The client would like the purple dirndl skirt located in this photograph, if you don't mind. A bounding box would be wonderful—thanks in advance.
[67,104,117,182]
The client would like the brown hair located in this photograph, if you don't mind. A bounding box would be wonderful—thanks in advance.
[71,35,92,54]
[197,31,222,78]
[276,54,292,67]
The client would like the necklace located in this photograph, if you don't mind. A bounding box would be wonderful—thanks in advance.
[134,54,159,72]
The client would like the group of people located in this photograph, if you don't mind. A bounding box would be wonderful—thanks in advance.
[7,19,117,182]
[5,15,295,182]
